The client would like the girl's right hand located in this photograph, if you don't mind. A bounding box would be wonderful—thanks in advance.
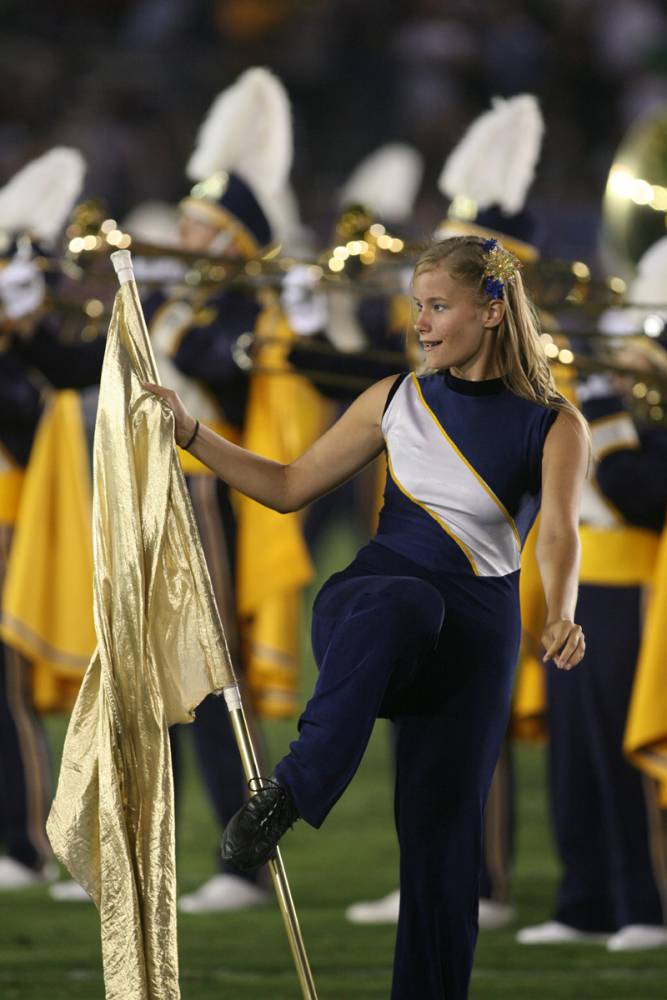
[141,382,197,448]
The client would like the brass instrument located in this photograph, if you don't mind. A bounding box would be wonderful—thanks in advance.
[601,105,667,277]
[7,192,660,318]
[237,329,667,426]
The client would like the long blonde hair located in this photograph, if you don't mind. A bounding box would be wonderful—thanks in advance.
[413,236,586,434]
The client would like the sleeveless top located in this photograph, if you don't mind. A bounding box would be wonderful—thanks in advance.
[375,370,557,578]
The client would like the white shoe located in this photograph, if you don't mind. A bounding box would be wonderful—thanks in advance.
[178,874,270,914]
[49,880,92,902]
[345,889,400,925]
[607,924,667,952]
[0,856,57,890]
[478,898,516,930]
[517,920,609,945]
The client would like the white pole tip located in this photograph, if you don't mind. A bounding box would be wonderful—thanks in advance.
[110,249,134,284]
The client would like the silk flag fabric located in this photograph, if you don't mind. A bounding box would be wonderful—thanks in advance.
[1,391,95,712]
[237,299,327,718]
[624,524,667,806]
[47,280,234,1000]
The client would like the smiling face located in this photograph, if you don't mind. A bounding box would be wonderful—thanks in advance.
[412,265,505,378]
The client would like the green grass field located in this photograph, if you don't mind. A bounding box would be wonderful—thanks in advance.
[2,523,666,999]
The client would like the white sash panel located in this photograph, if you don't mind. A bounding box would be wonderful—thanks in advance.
[579,477,622,530]
[590,412,639,464]
[151,300,223,424]
[382,375,521,577]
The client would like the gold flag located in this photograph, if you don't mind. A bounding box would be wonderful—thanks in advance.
[47,280,234,1000]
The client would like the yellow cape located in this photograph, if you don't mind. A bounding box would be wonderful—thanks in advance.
[1,392,95,712]
[625,522,667,806]
[236,299,330,717]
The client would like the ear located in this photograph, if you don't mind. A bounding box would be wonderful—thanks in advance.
[482,298,505,329]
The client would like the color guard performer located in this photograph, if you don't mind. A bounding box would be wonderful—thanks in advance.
[146,234,588,999]
[347,94,547,930]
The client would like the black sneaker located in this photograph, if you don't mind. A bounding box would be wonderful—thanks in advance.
[221,778,299,871]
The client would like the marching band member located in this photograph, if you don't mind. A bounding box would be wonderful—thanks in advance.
[518,237,667,950]
[0,148,106,889]
[140,68,299,914]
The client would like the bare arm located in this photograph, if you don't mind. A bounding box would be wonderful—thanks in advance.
[141,375,398,513]
[536,409,589,670]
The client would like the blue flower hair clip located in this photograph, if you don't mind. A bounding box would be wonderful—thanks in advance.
[481,238,521,298]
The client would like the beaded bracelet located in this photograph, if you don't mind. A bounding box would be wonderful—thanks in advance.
[182,419,200,451]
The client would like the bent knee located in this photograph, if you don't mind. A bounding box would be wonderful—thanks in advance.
[356,576,445,649]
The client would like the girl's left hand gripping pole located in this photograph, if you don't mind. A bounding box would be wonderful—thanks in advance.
[110,248,319,1000]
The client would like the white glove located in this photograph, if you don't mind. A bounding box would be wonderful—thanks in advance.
[0,256,46,319]
[281,265,328,336]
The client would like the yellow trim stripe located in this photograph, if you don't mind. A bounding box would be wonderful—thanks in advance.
[1,612,92,673]
[590,411,634,431]
[411,374,522,554]
[149,299,192,360]
[251,642,297,669]
[386,451,479,575]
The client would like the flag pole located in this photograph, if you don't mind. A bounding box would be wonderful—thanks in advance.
[224,684,318,1000]
[110,249,318,1000]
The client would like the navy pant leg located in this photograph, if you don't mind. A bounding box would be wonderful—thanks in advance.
[549,584,664,930]
[392,607,517,1000]
[170,692,265,882]
[0,641,52,869]
[275,574,445,827]
[547,641,615,931]
[389,727,515,906]
[170,475,266,882]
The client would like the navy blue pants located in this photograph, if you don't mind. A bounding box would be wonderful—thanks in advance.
[0,524,52,871]
[547,584,665,931]
[387,722,515,905]
[276,542,521,999]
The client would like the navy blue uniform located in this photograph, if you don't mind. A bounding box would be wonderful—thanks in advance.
[0,323,105,871]
[546,390,667,932]
[275,370,556,998]
[144,287,267,882]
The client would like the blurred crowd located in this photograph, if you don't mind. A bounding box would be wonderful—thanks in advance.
[2,0,667,260]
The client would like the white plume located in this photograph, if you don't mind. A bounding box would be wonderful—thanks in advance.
[438,95,544,214]
[0,147,85,246]
[122,200,181,247]
[599,235,667,335]
[629,236,667,307]
[186,67,293,198]
[338,143,424,223]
